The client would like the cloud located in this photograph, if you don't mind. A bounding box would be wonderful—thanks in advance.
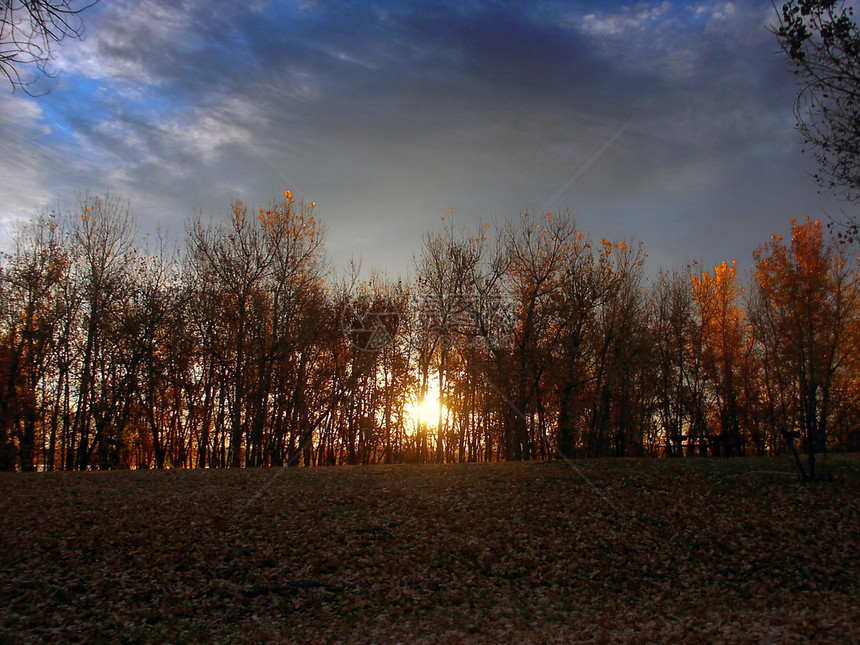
[0,94,55,235]
[0,0,843,278]
[694,2,739,22]
[53,0,195,85]
[567,1,775,84]
[579,2,673,37]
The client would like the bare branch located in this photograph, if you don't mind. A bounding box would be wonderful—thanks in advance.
[0,0,98,94]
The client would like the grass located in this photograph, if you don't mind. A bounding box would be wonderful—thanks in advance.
[0,455,858,643]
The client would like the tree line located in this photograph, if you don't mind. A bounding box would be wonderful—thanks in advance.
[1,192,858,476]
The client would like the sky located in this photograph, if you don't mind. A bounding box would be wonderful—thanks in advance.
[0,0,853,279]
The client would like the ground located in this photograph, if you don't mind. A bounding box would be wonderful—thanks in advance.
[0,456,858,643]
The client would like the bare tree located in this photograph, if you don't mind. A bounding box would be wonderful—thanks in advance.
[69,193,136,469]
[0,210,68,470]
[414,217,490,462]
[1,1,97,92]
[774,2,860,207]
[580,239,651,457]
[186,200,274,468]
[651,269,696,457]
[498,212,582,460]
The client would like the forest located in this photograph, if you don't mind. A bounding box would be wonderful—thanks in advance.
[1,191,859,475]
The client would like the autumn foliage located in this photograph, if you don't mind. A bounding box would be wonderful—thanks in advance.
[752,218,860,478]
[1,199,860,472]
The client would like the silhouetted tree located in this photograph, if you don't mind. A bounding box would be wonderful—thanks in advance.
[581,239,651,457]
[774,1,860,206]
[0,211,68,469]
[500,212,583,460]
[1,0,97,92]
[414,216,490,461]
[69,194,137,469]
[651,269,697,456]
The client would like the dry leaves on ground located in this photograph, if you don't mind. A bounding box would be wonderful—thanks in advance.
[0,456,858,643]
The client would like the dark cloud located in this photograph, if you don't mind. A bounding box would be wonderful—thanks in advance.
[0,0,850,275]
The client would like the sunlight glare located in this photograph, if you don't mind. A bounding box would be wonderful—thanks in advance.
[406,388,446,429]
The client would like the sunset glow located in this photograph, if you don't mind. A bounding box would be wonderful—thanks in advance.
[406,387,446,429]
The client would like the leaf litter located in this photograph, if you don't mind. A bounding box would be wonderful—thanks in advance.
[0,456,857,643]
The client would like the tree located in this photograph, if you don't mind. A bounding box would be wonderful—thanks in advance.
[499,212,583,460]
[652,269,698,456]
[752,217,860,479]
[774,1,860,204]
[186,193,332,468]
[0,211,69,470]
[691,261,750,456]
[186,200,275,468]
[131,234,184,469]
[414,216,490,462]
[69,193,136,469]
[552,232,602,458]
[579,238,651,457]
[1,1,97,92]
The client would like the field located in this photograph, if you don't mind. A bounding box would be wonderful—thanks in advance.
[1,456,858,644]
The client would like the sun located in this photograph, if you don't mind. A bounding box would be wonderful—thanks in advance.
[406,386,446,429]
